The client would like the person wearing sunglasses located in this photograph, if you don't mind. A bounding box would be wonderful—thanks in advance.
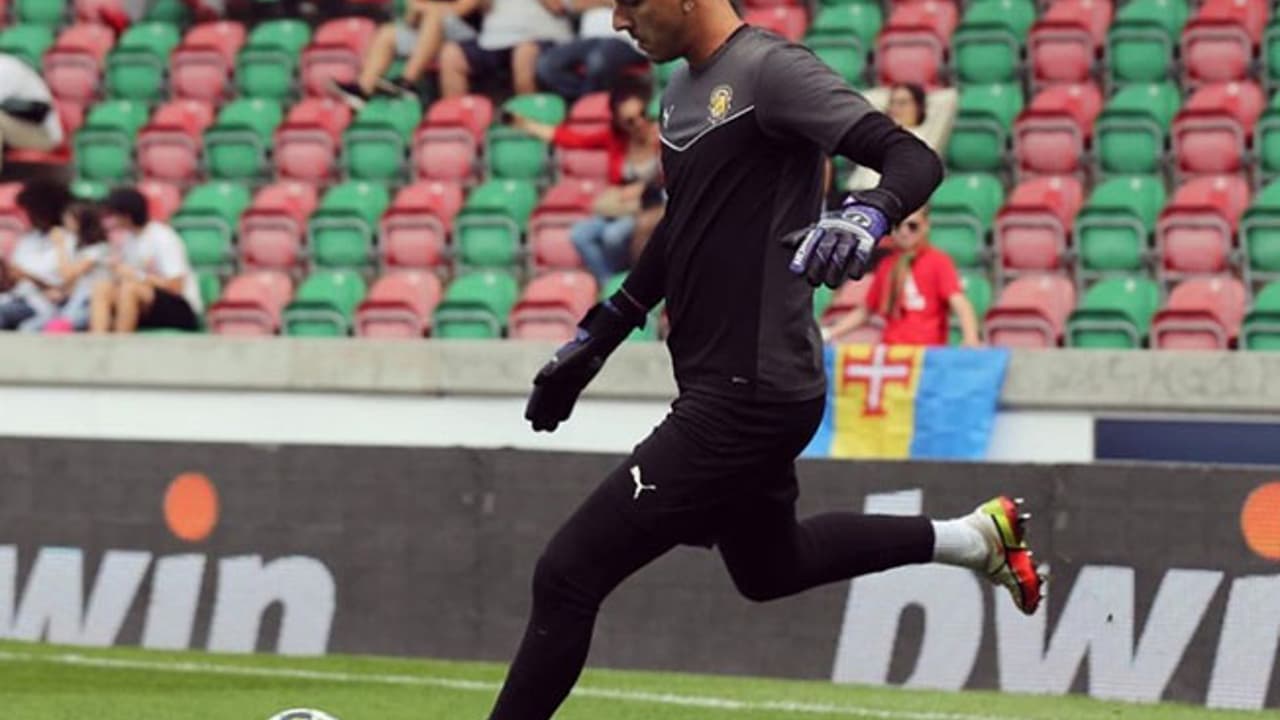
[821,207,981,347]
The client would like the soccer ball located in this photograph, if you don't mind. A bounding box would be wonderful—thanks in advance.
[266,710,341,720]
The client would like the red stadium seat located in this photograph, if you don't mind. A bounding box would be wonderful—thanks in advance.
[567,92,611,128]
[413,95,493,182]
[744,6,809,42]
[994,175,1085,275]
[1181,0,1268,86]
[556,93,614,181]
[822,277,884,345]
[877,1,957,87]
[300,17,377,97]
[43,24,115,106]
[135,100,216,184]
[1028,0,1112,87]
[379,180,464,270]
[1156,174,1251,278]
[1151,275,1247,349]
[56,100,87,139]
[530,179,604,271]
[1013,82,1103,176]
[509,270,600,341]
[75,0,124,23]
[1172,80,1265,177]
[138,180,183,222]
[206,271,295,336]
[171,21,247,103]
[274,97,352,183]
[0,182,28,261]
[355,270,443,338]
[239,181,319,271]
[985,274,1077,347]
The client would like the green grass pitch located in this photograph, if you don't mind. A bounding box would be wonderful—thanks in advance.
[0,639,1269,720]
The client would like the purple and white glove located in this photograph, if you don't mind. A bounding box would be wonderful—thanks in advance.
[788,196,890,289]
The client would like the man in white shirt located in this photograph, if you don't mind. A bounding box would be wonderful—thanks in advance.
[90,188,202,333]
[536,4,645,101]
[437,0,574,97]
[0,54,62,173]
[0,179,74,330]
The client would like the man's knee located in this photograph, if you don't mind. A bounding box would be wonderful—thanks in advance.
[530,546,600,618]
[439,42,468,74]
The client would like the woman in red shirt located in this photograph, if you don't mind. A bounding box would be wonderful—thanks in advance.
[822,207,981,347]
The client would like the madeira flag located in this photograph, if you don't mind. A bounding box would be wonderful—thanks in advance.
[803,344,1010,460]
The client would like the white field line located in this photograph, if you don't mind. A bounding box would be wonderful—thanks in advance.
[0,650,1023,720]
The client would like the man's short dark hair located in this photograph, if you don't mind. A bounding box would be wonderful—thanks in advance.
[15,179,72,233]
[103,187,149,227]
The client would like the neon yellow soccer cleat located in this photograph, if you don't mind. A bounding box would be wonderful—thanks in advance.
[967,496,1045,615]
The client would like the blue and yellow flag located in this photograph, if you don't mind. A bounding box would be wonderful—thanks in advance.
[803,344,1010,460]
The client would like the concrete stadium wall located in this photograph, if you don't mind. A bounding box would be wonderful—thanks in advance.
[0,439,1276,710]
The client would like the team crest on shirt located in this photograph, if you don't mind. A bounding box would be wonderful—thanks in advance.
[708,84,733,123]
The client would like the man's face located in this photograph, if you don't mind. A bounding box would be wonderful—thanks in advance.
[892,209,929,252]
[614,0,689,63]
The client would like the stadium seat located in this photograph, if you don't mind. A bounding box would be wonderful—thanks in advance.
[203,97,284,181]
[822,276,884,344]
[1256,90,1280,182]
[343,95,421,181]
[805,4,880,86]
[488,94,567,181]
[274,97,352,183]
[744,6,809,41]
[946,83,1024,172]
[433,269,521,338]
[455,179,539,268]
[172,181,253,275]
[1066,275,1161,348]
[73,0,123,24]
[236,19,312,100]
[282,269,369,337]
[135,99,216,184]
[138,180,182,222]
[308,181,391,269]
[299,17,377,98]
[1076,174,1166,277]
[14,0,67,26]
[1108,0,1189,84]
[1241,177,1280,286]
[509,269,600,341]
[948,269,995,344]
[355,270,443,338]
[207,271,294,336]
[928,172,1004,268]
[73,99,149,182]
[984,274,1077,347]
[71,178,108,201]
[380,180,464,270]
[43,23,115,106]
[1150,275,1247,348]
[994,175,1085,276]
[105,22,182,101]
[0,182,29,260]
[1156,174,1251,279]
[171,21,247,103]
[1094,82,1180,175]
[239,181,318,272]
[556,93,611,180]
[412,95,494,182]
[529,179,603,271]
[952,0,1037,84]
[1241,280,1280,349]
[143,0,188,23]
[0,24,55,69]
[1171,81,1265,177]
[1180,0,1268,86]
[1013,82,1104,176]
[876,1,957,87]
[1028,0,1113,87]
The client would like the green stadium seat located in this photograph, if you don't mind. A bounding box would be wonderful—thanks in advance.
[1076,175,1166,276]
[1067,276,1161,348]
[945,83,1023,172]
[455,179,539,268]
[1107,0,1188,84]
[14,0,66,27]
[283,270,368,337]
[73,100,150,182]
[236,19,312,100]
[172,182,254,275]
[71,179,109,201]
[929,173,1003,268]
[433,269,521,339]
[488,94,566,180]
[1255,91,1280,181]
[144,0,191,24]
[1095,83,1179,175]
[197,270,222,311]
[949,270,993,345]
[309,181,391,269]
[805,5,881,86]
[952,0,1037,83]
[1241,281,1280,350]
[0,25,55,69]
[1267,18,1280,86]
[653,60,685,89]
[204,98,285,181]
[106,22,183,101]
[602,272,660,341]
[1241,178,1280,286]
[343,96,422,181]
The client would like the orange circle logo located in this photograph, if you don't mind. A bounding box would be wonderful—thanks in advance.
[1241,482,1280,561]
[164,473,219,543]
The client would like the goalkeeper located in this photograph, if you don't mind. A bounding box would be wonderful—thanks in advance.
[487,2,1044,718]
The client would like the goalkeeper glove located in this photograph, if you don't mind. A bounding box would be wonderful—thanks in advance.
[788,191,896,288]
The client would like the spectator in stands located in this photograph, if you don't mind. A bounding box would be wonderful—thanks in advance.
[508,76,659,284]
[329,0,483,108]
[46,203,112,333]
[90,188,202,334]
[845,83,957,192]
[821,207,981,347]
[0,180,75,331]
[437,0,574,98]
[0,54,62,176]
[535,2,645,101]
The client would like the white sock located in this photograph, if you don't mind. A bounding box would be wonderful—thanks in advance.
[931,518,989,569]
